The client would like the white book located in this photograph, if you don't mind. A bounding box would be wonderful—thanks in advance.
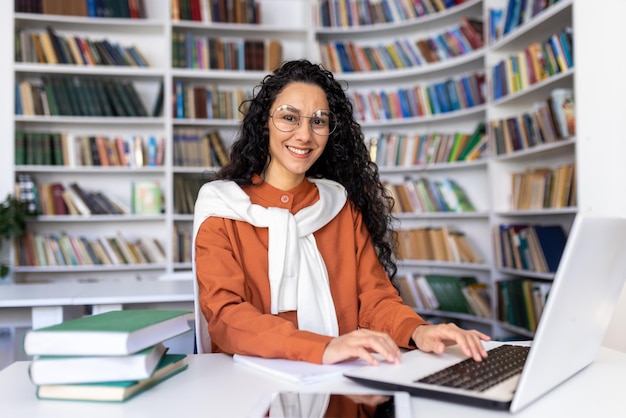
[232,354,366,385]
[29,343,167,385]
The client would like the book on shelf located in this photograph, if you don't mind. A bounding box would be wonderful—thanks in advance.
[15,27,151,66]
[23,310,192,356]
[132,180,163,215]
[497,278,551,332]
[495,223,567,273]
[15,76,155,117]
[29,342,168,385]
[397,273,491,318]
[233,354,366,385]
[424,275,476,314]
[548,88,575,138]
[35,353,188,402]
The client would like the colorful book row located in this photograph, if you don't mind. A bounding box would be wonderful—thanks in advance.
[14,232,166,268]
[350,72,486,122]
[396,273,492,318]
[491,26,573,100]
[15,131,164,168]
[497,278,552,332]
[369,122,487,167]
[385,177,476,214]
[15,0,147,18]
[173,81,250,120]
[172,0,261,24]
[318,0,468,27]
[14,176,163,216]
[495,223,567,273]
[319,16,483,73]
[489,0,564,43]
[15,77,152,117]
[173,129,229,167]
[510,163,576,211]
[172,33,282,71]
[15,27,150,67]
[394,226,483,263]
[492,88,575,155]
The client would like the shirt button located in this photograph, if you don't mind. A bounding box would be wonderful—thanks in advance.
[280,195,290,204]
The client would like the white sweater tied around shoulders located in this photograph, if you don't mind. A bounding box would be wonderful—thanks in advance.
[192,178,347,337]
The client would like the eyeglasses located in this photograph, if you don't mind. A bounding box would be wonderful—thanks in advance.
[270,105,336,136]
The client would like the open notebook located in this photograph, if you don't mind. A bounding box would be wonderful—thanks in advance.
[345,212,626,413]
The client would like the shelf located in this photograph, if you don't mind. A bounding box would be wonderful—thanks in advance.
[14,12,166,30]
[399,260,491,272]
[359,105,487,129]
[14,116,165,126]
[379,160,487,174]
[489,0,573,52]
[15,166,165,174]
[491,69,574,107]
[171,118,241,127]
[336,49,486,82]
[14,63,165,78]
[12,264,168,274]
[494,208,577,217]
[35,215,166,222]
[495,268,554,281]
[417,309,493,326]
[493,138,575,162]
[315,0,482,36]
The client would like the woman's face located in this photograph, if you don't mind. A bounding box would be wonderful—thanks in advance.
[263,82,330,190]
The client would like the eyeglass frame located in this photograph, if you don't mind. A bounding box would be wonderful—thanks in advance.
[269,104,337,136]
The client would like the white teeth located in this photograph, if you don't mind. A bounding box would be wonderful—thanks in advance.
[287,146,310,155]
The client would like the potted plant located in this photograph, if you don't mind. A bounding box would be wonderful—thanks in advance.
[0,194,29,278]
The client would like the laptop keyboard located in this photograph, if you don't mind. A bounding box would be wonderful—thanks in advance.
[416,344,530,392]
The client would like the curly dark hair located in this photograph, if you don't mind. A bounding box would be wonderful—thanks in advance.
[212,59,397,278]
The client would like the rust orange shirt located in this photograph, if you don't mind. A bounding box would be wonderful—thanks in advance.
[195,178,428,363]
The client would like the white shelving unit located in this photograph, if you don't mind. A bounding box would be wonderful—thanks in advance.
[2,0,609,342]
[5,0,314,284]
[485,0,575,338]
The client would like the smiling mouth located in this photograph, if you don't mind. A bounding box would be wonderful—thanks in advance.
[287,146,311,155]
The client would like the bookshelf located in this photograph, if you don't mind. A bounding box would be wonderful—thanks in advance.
[5,0,313,283]
[313,0,495,334]
[485,0,575,338]
[3,0,620,342]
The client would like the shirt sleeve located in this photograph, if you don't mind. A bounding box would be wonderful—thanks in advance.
[351,207,430,348]
[195,217,333,363]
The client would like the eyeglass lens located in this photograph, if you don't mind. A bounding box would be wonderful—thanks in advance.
[272,105,335,135]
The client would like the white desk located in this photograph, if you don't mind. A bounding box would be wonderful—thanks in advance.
[0,281,195,364]
[0,280,194,327]
[0,347,624,417]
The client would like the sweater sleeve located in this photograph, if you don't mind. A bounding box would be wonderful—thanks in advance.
[351,208,430,348]
[195,217,333,363]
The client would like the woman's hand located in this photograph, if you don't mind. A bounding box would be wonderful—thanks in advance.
[322,329,401,365]
[412,323,490,362]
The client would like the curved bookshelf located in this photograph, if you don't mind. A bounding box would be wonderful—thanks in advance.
[315,0,483,34]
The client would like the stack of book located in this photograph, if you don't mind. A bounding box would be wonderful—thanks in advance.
[23,309,192,402]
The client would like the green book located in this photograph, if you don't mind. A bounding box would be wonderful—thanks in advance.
[23,309,191,356]
[35,354,188,402]
[14,130,26,165]
[457,122,486,161]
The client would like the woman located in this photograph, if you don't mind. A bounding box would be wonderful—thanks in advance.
[193,59,489,365]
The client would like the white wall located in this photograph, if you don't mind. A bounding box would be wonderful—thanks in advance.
[575,0,626,351]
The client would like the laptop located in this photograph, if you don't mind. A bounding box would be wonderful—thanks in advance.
[344,212,626,413]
